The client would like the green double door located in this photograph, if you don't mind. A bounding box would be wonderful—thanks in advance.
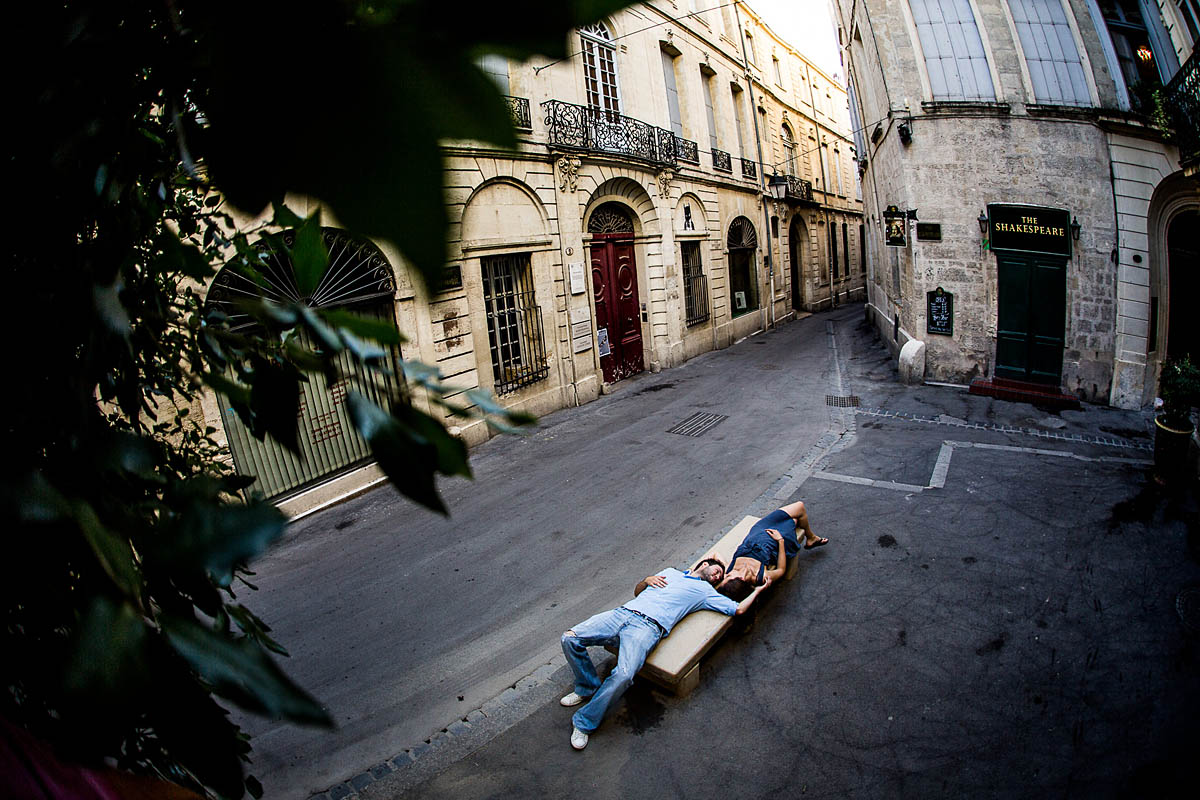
[995,253,1066,384]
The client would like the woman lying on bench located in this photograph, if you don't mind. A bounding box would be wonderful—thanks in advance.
[712,501,828,601]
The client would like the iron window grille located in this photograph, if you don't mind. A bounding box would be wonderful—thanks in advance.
[676,136,701,164]
[505,96,533,130]
[681,241,710,327]
[712,147,732,172]
[481,253,550,394]
[741,157,757,178]
[541,99,679,167]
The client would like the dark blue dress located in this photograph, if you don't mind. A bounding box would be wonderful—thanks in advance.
[730,509,801,582]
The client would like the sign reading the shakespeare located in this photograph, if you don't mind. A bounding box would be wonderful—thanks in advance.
[926,286,953,335]
[987,204,1072,256]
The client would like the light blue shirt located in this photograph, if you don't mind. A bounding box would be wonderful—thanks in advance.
[622,567,738,632]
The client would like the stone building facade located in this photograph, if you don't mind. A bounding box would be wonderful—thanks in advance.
[202,1,864,515]
[831,0,1199,407]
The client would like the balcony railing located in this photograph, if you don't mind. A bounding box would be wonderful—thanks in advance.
[505,96,532,131]
[785,174,814,203]
[676,137,700,165]
[712,147,732,172]
[741,158,757,179]
[541,100,678,167]
[1164,51,1200,166]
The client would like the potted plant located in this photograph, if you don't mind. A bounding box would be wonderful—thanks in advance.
[1154,355,1200,479]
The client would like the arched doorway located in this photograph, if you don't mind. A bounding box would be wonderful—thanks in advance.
[588,202,644,382]
[727,216,758,318]
[204,228,400,499]
[789,216,807,311]
[1167,209,1200,360]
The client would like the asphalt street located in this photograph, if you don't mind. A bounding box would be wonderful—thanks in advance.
[239,305,1200,800]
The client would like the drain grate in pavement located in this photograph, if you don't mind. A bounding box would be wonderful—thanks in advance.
[668,412,728,437]
[825,395,860,407]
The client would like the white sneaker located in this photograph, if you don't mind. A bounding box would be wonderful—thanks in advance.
[570,726,589,750]
[559,691,587,707]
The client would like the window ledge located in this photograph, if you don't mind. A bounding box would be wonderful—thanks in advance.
[919,100,1011,116]
[1024,103,1098,120]
[461,235,554,255]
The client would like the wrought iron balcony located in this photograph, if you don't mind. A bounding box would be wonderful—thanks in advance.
[712,147,732,173]
[1163,51,1200,167]
[741,158,757,179]
[505,96,532,131]
[676,137,700,165]
[785,174,814,203]
[541,100,678,167]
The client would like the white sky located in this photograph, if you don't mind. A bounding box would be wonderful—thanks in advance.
[741,0,843,81]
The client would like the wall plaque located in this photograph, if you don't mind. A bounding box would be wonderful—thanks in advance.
[568,261,586,295]
[916,223,941,241]
[987,204,1071,256]
[926,287,953,335]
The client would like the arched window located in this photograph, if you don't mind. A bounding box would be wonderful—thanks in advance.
[580,22,621,118]
[781,124,797,175]
[727,216,759,317]
[588,202,635,235]
[204,229,401,500]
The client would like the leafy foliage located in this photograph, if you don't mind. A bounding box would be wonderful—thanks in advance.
[1158,355,1200,429]
[4,0,632,797]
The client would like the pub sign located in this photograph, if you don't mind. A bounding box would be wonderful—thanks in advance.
[987,203,1072,256]
[883,205,907,247]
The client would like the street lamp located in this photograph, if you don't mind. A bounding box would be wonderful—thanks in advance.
[768,172,789,202]
[977,210,988,234]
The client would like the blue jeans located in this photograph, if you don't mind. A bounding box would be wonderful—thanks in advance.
[561,608,663,733]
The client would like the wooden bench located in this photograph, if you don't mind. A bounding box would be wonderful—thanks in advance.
[607,514,799,696]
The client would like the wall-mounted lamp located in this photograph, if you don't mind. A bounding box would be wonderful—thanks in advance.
[898,120,913,145]
[1070,216,1081,240]
[977,211,988,234]
[767,172,789,202]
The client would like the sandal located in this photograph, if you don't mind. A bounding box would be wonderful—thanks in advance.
[804,537,829,550]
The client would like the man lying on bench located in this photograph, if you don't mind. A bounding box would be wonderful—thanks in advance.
[560,560,769,750]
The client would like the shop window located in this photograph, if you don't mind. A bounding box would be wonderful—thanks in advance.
[481,253,549,394]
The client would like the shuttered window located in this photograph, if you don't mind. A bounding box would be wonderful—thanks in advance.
[1008,0,1091,105]
[910,0,997,100]
[661,49,683,136]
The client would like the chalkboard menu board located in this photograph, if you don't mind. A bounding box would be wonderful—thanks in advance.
[927,287,953,335]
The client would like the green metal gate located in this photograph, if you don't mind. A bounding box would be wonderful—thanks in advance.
[206,229,400,500]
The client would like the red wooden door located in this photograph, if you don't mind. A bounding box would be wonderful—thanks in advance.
[591,236,644,383]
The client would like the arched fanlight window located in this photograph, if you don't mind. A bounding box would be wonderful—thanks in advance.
[781,124,797,176]
[727,216,758,250]
[205,228,395,330]
[579,22,621,117]
[588,202,635,235]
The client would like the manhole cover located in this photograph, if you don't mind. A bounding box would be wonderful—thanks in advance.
[825,395,860,407]
[1177,587,1200,634]
[668,412,728,437]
